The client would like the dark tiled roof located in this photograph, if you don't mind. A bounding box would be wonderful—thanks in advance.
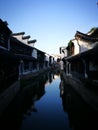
[22,35,30,39]
[12,32,25,36]
[28,39,37,44]
[75,31,98,42]
[0,19,12,34]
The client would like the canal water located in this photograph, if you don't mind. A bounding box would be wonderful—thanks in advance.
[0,70,98,130]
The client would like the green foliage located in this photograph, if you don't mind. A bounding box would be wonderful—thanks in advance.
[87,27,98,34]
[68,40,74,47]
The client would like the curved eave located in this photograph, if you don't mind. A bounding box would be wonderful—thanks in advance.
[75,31,98,42]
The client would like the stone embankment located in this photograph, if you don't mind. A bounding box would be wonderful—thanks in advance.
[62,71,98,112]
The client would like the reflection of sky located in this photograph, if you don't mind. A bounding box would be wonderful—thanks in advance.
[44,81,50,86]
[45,74,59,86]
[20,77,72,130]
[54,74,60,79]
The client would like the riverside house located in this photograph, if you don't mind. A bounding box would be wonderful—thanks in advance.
[0,19,20,115]
[11,32,55,79]
[60,28,98,85]
[0,18,55,115]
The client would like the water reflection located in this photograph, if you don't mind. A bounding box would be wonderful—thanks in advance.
[0,70,60,130]
[59,80,98,130]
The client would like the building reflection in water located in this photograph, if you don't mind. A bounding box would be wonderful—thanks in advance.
[0,70,59,130]
[59,80,98,130]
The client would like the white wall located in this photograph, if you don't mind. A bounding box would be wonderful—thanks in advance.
[78,40,92,53]
[22,39,28,44]
[72,39,79,55]
[13,35,23,41]
[51,57,54,64]
[72,39,93,55]
[13,35,29,44]
[32,49,37,59]
[45,54,49,62]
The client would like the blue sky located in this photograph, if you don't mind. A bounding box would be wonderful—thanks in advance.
[0,0,98,54]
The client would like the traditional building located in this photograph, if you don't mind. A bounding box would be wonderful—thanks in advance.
[74,30,98,53]
[0,18,57,115]
[0,18,56,81]
[0,19,19,91]
[60,28,98,58]
[11,32,53,78]
[0,19,20,115]
[62,28,98,84]
[10,36,36,76]
[0,19,12,50]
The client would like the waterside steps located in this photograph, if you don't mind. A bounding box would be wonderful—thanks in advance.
[62,71,98,112]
